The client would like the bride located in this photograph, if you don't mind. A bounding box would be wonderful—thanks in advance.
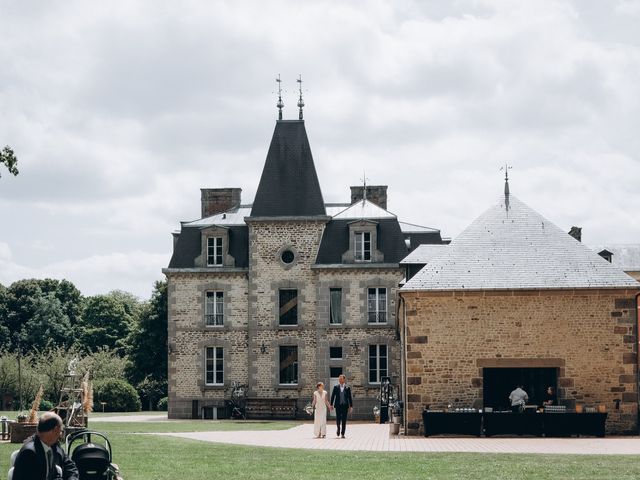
[312,382,332,438]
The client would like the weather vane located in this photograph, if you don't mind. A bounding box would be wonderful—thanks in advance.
[360,171,369,205]
[500,164,513,210]
[276,74,284,120]
[297,74,305,120]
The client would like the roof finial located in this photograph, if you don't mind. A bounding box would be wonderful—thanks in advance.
[296,74,305,120]
[276,75,284,120]
[360,171,369,206]
[500,164,512,210]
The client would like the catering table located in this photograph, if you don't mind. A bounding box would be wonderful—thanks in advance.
[422,410,607,437]
[422,411,482,437]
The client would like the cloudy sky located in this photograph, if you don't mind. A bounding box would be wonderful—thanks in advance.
[1,0,639,298]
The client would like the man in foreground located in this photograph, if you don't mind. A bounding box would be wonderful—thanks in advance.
[12,412,79,480]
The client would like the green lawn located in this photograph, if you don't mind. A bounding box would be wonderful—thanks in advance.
[1,417,639,479]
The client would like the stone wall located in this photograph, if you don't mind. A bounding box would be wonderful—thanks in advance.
[401,289,639,435]
[167,219,406,420]
[167,271,249,418]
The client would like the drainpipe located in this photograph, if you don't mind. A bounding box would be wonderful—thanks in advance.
[636,293,640,435]
[398,292,408,434]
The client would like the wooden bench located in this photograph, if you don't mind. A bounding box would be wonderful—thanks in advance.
[245,398,297,419]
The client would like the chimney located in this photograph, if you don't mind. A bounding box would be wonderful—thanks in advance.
[201,188,242,218]
[350,185,388,210]
[568,226,582,242]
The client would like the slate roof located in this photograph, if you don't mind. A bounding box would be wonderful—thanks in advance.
[401,244,448,264]
[332,199,397,220]
[185,205,252,227]
[399,222,440,233]
[167,225,249,269]
[403,194,640,291]
[315,218,409,265]
[250,120,326,217]
[589,244,640,271]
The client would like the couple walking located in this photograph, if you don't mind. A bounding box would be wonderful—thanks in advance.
[312,374,353,438]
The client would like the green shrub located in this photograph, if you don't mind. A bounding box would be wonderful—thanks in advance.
[39,399,55,411]
[93,379,141,412]
[156,397,168,411]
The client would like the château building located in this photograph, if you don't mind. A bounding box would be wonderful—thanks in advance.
[163,107,445,419]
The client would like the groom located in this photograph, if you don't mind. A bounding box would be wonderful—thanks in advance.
[330,374,353,438]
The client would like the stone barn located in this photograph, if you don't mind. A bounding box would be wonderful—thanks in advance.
[399,188,640,435]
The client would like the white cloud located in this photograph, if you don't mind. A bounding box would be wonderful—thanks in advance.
[0,0,639,296]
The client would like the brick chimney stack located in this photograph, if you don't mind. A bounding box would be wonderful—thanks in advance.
[201,188,242,218]
[568,226,582,242]
[350,185,388,210]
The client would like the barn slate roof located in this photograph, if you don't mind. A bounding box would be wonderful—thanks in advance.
[250,120,326,217]
[588,244,640,272]
[403,194,640,291]
[400,244,448,264]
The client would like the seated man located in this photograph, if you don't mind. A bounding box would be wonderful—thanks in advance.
[12,412,79,480]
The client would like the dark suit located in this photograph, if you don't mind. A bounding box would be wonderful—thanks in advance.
[12,434,79,480]
[330,384,353,436]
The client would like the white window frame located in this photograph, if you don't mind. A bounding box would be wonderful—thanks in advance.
[205,291,224,326]
[207,237,223,266]
[329,288,342,325]
[354,231,371,262]
[368,344,388,384]
[205,346,224,386]
[367,287,387,324]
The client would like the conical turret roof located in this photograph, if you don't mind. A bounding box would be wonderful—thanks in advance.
[250,120,325,217]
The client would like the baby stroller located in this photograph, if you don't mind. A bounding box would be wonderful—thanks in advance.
[66,430,122,480]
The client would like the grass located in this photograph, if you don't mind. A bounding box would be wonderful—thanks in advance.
[1,415,639,479]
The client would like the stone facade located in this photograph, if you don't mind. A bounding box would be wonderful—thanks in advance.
[401,289,639,435]
[166,224,405,419]
[165,118,445,420]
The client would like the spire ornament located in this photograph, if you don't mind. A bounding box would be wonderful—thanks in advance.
[360,171,369,206]
[500,164,513,211]
[276,75,284,120]
[296,74,305,120]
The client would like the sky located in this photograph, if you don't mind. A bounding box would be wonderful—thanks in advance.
[1,0,639,299]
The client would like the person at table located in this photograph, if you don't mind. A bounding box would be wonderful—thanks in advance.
[508,385,529,413]
[542,386,557,407]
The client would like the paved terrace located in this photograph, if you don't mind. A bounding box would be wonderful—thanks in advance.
[157,422,640,455]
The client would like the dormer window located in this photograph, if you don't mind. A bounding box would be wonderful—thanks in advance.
[598,249,613,263]
[207,237,223,266]
[355,232,371,262]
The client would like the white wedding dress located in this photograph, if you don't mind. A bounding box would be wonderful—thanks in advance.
[312,390,328,437]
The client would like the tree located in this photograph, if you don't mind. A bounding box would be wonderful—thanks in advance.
[5,279,81,350]
[19,292,73,351]
[77,347,129,382]
[0,145,18,178]
[0,284,10,347]
[80,294,135,353]
[126,281,167,385]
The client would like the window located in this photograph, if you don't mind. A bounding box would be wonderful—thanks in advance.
[369,344,387,384]
[207,237,223,266]
[329,346,343,360]
[279,346,298,385]
[205,347,224,386]
[205,291,224,326]
[281,250,295,264]
[279,289,298,325]
[329,288,342,324]
[354,232,371,261]
[368,287,387,323]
